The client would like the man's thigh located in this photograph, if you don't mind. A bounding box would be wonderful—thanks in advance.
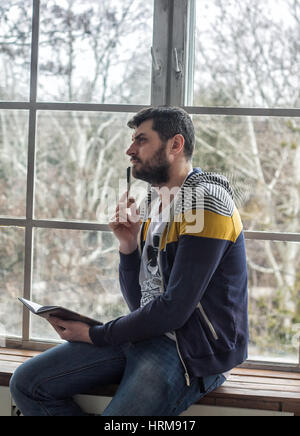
[12,341,126,399]
[102,336,198,416]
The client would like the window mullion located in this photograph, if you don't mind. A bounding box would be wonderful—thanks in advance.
[168,0,191,107]
[152,0,191,107]
[184,0,196,106]
[23,0,40,343]
[151,0,173,106]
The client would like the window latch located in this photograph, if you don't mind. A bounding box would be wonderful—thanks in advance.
[173,48,182,75]
[151,47,161,72]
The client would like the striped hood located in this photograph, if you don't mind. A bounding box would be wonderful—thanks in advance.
[174,170,235,217]
[140,168,235,223]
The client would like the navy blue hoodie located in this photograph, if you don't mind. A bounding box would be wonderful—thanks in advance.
[90,169,249,384]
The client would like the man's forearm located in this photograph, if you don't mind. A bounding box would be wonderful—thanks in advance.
[119,248,142,312]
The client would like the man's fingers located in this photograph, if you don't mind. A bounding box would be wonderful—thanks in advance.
[48,316,67,330]
[48,316,65,325]
[127,201,140,224]
[116,193,136,212]
[120,191,128,203]
[114,211,131,226]
[116,192,129,212]
[112,198,138,224]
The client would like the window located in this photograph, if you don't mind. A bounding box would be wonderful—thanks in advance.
[31,228,125,341]
[191,114,300,365]
[193,0,300,108]
[0,0,299,371]
[35,111,133,222]
[0,110,28,217]
[38,0,153,104]
[0,227,24,338]
[189,0,300,369]
[0,2,32,101]
[0,0,154,350]
[246,239,299,364]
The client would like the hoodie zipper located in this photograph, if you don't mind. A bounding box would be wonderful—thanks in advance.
[197,302,219,341]
[174,332,191,387]
[145,178,194,388]
[157,231,191,387]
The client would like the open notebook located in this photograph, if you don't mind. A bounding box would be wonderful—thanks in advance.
[18,297,102,327]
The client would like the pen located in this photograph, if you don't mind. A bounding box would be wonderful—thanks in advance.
[127,166,131,200]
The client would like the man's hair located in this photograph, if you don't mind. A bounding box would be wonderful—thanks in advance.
[127,106,195,161]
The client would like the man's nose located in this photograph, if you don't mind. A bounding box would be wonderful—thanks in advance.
[126,142,136,156]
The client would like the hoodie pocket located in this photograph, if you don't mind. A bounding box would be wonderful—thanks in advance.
[197,303,219,341]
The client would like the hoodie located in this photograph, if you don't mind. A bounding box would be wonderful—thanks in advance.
[90,168,249,384]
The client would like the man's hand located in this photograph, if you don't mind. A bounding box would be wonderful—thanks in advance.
[48,317,93,344]
[109,192,141,255]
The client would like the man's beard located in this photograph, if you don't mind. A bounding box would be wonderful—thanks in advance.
[132,143,171,186]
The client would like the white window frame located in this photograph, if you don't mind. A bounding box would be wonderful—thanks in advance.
[0,0,299,372]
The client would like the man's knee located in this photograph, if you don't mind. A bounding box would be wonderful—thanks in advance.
[10,357,40,401]
[10,363,29,400]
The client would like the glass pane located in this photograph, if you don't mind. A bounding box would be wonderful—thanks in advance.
[192,115,300,233]
[31,228,128,341]
[246,239,300,364]
[0,227,24,340]
[194,0,300,108]
[0,110,29,218]
[35,111,147,222]
[38,0,154,104]
[0,0,32,101]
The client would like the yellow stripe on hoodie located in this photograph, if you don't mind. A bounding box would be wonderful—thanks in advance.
[160,208,243,250]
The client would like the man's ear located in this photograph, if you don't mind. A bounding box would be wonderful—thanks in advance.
[170,134,185,156]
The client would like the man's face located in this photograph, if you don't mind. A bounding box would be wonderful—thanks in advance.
[126,119,171,186]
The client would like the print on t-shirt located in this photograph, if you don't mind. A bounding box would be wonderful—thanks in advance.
[140,233,162,307]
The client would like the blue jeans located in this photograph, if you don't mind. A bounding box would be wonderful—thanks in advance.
[10,336,225,416]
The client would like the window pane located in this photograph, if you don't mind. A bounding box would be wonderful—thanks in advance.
[194,0,300,108]
[247,239,300,364]
[192,115,300,233]
[31,228,128,341]
[35,111,144,222]
[0,227,24,339]
[38,0,154,104]
[0,110,29,218]
[0,0,32,101]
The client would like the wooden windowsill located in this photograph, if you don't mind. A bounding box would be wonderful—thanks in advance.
[1,348,299,416]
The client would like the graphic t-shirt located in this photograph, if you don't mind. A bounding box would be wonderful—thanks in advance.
[139,198,176,341]
[139,198,168,309]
